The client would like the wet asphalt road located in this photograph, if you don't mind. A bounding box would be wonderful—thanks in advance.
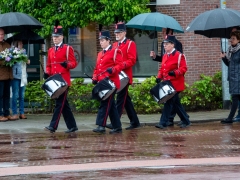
[0,121,240,179]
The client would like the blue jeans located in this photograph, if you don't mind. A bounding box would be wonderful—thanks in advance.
[0,80,11,116]
[11,79,26,115]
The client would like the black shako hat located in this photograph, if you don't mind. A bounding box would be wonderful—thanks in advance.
[114,22,126,33]
[52,26,63,36]
[52,20,63,36]
[163,35,176,44]
[99,30,111,40]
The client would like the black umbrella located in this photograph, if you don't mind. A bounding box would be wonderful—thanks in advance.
[0,12,43,34]
[6,30,44,44]
[186,8,240,39]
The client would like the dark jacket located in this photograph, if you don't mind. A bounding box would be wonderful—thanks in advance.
[222,49,240,95]
[153,38,183,62]
[0,41,12,80]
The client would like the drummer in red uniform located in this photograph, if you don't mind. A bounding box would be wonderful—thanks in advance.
[92,30,123,134]
[106,22,141,130]
[44,22,78,133]
[156,35,190,129]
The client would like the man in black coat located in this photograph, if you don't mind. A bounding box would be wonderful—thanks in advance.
[150,28,183,61]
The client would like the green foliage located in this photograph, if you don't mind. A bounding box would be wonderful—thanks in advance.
[68,78,99,113]
[181,71,222,110]
[129,76,162,114]
[24,72,223,114]
[0,0,150,38]
[25,78,100,113]
[25,80,55,113]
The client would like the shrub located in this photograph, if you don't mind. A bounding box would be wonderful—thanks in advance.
[181,71,222,110]
[25,72,222,114]
[68,78,99,113]
[129,76,162,114]
[25,80,54,113]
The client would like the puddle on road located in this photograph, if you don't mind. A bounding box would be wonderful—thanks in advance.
[0,162,18,167]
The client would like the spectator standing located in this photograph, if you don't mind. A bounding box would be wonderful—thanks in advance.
[11,40,30,120]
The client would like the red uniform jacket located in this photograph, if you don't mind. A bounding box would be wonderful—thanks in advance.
[93,46,123,89]
[157,50,187,92]
[113,38,137,84]
[46,44,77,86]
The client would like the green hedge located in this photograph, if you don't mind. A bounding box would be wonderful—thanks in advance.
[25,71,222,114]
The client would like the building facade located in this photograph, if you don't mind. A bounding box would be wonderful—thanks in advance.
[67,0,240,85]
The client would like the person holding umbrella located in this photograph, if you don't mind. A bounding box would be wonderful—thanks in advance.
[150,28,183,62]
[220,30,240,124]
[0,28,14,122]
[44,22,78,133]
[92,30,123,134]
[155,35,190,129]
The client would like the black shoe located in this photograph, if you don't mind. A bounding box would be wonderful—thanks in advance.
[177,121,183,126]
[44,126,55,133]
[93,126,106,133]
[109,127,122,134]
[233,116,240,122]
[155,124,167,129]
[221,119,233,124]
[105,123,113,129]
[167,121,174,127]
[65,127,78,133]
[180,123,191,128]
[125,124,141,130]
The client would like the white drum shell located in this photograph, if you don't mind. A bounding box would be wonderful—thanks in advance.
[99,79,116,100]
[117,71,129,93]
[42,74,68,99]
[158,84,176,104]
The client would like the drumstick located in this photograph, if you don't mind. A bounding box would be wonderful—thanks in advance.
[84,73,92,79]
[49,62,67,65]
[84,70,107,79]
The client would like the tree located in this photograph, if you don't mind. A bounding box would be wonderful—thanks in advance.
[0,0,150,38]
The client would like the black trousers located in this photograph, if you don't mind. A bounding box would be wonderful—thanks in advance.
[227,94,240,120]
[0,80,11,116]
[169,94,189,123]
[116,85,140,126]
[96,91,121,128]
[160,92,190,126]
[49,88,77,130]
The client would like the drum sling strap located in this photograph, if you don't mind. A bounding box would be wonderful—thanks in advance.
[66,45,69,61]
[113,40,132,61]
[177,53,187,76]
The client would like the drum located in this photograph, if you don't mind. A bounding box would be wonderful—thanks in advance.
[117,71,129,93]
[92,78,116,101]
[150,80,176,104]
[42,74,68,99]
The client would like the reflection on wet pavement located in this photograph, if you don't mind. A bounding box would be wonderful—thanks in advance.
[0,122,240,166]
[0,122,240,178]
